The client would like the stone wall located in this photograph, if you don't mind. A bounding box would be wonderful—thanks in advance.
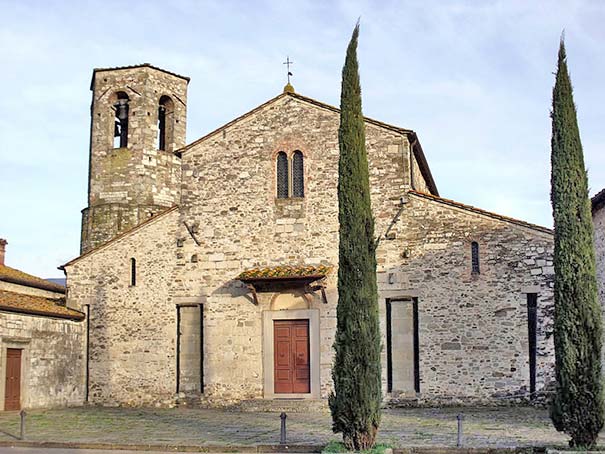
[0,312,84,409]
[593,205,605,368]
[174,94,415,402]
[67,90,555,407]
[82,66,188,253]
[66,209,179,406]
[379,193,554,403]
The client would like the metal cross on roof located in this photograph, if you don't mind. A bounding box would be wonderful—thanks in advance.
[283,56,293,84]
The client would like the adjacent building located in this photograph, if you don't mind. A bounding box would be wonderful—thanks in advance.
[61,64,557,407]
[0,239,85,411]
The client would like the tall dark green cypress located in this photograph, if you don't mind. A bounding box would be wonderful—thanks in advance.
[328,23,382,451]
[550,37,604,449]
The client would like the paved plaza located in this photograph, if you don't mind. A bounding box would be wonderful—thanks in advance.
[0,406,576,449]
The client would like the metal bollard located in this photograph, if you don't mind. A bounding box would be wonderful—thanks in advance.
[19,410,26,440]
[456,413,463,448]
[280,412,287,445]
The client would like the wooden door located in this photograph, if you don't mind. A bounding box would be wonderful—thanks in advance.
[274,320,310,394]
[4,349,21,411]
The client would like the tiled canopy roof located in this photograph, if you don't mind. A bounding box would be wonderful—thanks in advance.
[0,290,84,321]
[0,264,66,294]
[237,265,332,281]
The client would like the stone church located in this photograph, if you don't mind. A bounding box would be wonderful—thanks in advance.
[61,63,558,407]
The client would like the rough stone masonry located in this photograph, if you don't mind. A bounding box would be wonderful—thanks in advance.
[63,64,559,408]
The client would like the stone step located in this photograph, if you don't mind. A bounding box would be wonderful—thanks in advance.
[175,393,330,412]
[234,398,330,413]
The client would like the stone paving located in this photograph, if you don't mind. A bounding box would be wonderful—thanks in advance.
[0,407,578,449]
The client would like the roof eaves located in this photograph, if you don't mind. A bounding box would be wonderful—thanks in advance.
[176,93,288,155]
[60,205,179,269]
[176,91,417,156]
[409,191,553,235]
[0,304,85,321]
[0,273,66,294]
[408,132,439,196]
[592,188,605,212]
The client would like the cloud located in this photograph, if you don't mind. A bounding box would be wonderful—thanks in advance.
[0,0,603,276]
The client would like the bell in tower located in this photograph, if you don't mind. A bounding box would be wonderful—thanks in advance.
[113,93,130,149]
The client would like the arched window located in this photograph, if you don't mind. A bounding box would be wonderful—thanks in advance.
[157,95,174,151]
[292,150,304,197]
[130,258,137,286]
[113,92,129,148]
[471,241,480,274]
[276,152,289,198]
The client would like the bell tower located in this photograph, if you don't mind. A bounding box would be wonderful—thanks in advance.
[81,64,189,253]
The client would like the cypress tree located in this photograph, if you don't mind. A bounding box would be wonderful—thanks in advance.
[328,23,382,451]
[550,37,604,449]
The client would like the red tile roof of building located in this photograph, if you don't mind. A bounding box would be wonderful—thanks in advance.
[0,264,66,294]
[0,290,84,321]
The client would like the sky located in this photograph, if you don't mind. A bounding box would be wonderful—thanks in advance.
[0,0,604,278]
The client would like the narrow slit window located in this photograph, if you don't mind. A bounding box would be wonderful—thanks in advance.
[113,92,129,148]
[130,258,136,286]
[292,150,304,197]
[276,152,289,198]
[471,241,480,274]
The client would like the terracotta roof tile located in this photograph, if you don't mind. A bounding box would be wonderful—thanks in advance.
[237,265,332,281]
[0,290,84,321]
[0,265,66,294]
[409,191,553,235]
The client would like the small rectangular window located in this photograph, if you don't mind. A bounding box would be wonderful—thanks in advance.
[471,241,480,274]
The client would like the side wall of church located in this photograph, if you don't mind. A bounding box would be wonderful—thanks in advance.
[593,206,605,368]
[0,312,84,409]
[379,193,554,403]
[65,210,179,406]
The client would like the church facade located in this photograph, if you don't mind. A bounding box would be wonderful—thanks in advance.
[62,64,556,407]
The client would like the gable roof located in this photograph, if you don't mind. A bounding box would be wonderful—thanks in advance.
[409,191,553,235]
[0,290,84,321]
[90,63,190,90]
[60,206,178,269]
[0,264,66,294]
[176,91,438,195]
[592,188,605,212]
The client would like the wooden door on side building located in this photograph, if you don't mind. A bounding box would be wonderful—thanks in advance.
[4,349,22,411]
[274,320,310,394]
